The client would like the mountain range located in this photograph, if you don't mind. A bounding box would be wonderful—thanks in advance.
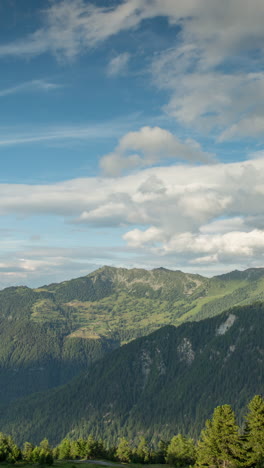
[0,266,264,445]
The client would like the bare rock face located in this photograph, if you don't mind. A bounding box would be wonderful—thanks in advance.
[216,313,237,335]
[177,337,195,364]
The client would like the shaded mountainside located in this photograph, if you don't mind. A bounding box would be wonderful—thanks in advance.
[0,285,118,403]
[1,302,263,446]
[1,266,264,403]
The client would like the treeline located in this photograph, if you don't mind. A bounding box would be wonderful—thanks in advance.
[1,395,263,467]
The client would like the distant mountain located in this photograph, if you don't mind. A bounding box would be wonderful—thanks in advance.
[35,265,264,340]
[1,266,264,404]
[1,301,263,445]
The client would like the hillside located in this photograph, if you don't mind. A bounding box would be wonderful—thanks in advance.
[1,301,263,445]
[22,265,264,341]
[1,266,264,403]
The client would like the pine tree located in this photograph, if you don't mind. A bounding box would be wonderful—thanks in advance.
[166,434,196,467]
[85,435,100,459]
[197,404,243,468]
[155,439,169,464]
[116,437,132,463]
[23,442,34,462]
[58,438,71,460]
[0,432,21,463]
[134,436,150,463]
[244,394,264,466]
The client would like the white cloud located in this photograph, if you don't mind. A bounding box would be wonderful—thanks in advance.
[0,79,61,98]
[0,119,132,147]
[200,217,245,234]
[0,0,144,60]
[0,157,264,271]
[123,226,164,248]
[100,126,214,175]
[161,230,264,258]
[107,52,130,76]
[152,54,264,137]
[0,1,264,140]
[1,0,263,67]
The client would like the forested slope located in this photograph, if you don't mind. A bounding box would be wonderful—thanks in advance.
[1,302,263,445]
[1,266,264,404]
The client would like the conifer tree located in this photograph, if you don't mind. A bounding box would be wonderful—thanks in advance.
[155,439,169,464]
[244,394,264,466]
[0,432,21,463]
[70,440,80,459]
[116,437,132,463]
[197,404,243,468]
[23,442,34,462]
[77,438,87,459]
[166,434,196,467]
[86,434,100,459]
[135,436,150,463]
[58,438,71,460]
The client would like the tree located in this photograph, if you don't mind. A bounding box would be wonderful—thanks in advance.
[58,438,71,460]
[134,436,150,463]
[197,404,243,468]
[76,438,87,459]
[116,437,132,463]
[0,433,21,463]
[166,434,196,467]
[31,446,41,463]
[85,434,102,459]
[153,439,169,463]
[38,438,53,465]
[244,395,264,466]
[23,442,34,462]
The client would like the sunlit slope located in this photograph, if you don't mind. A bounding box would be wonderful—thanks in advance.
[32,266,264,343]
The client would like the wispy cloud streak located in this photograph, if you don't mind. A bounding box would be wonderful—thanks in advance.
[0,79,61,98]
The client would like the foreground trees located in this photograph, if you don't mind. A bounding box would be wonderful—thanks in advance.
[166,434,196,467]
[245,395,264,467]
[0,433,21,463]
[0,394,263,466]
[196,405,243,467]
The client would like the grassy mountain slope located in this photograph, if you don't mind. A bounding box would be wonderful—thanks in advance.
[34,266,264,342]
[1,266,264,403]
[1,301,263,445]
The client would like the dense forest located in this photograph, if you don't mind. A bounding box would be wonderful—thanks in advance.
[1,395,263,467]
[0,302,263,445]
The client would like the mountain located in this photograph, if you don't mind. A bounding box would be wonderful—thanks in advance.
[36,265,264,339]
[0,301,263,446]
[0,285,118,404]
[1,266,264,404]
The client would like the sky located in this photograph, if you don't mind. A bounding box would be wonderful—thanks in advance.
[1,0,264,287]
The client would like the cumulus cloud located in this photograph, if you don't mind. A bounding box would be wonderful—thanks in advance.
[100,126,214,175]
[0,157,264,272]
[152,52,264,138]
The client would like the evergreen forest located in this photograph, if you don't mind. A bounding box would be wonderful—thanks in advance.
[0,395,263,468]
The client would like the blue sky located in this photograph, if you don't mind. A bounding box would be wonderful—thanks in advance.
[1,0,264,287]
